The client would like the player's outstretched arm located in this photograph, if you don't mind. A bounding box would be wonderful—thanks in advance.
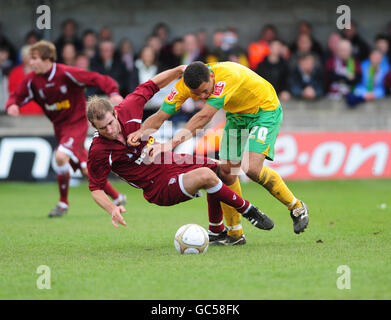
[147,103,219,161]
[151,65,186,89]
[91,190,127,228]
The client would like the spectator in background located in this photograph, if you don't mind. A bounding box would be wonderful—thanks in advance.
[153,23,174,71]
[348,49,390,107]
[8,45,42,115]
[116,38,135,72]
[341,21,370,62]
[146,35,163,65]
[61,42,77,66]
[374,34,390,66]
[152,22,170,47]
[206,29,226,63]
[117,38,138,93]
[248,24,277,70]
[0,45,13,76]
[75,53,90,70]
[289,53,324,100]
[197,29,209,59]
[82,29,98,60]
[24,30,41,45]
[256,39,290,101]
[290,21,324,62]
[279,40,291,60]
[17,30,42,63]
[135,46,158,84]
[325,32,341,60]
[181,33,205,64]
[159,37,184,72]
[134,46,160,120]
[75,52,97,98]
[99,27,112,42]
[55,19,82,61]
[385,70,391,95]
[325,39,361,100]
[90,40,129,96]
[0,22,17,64]
[223,28,249,67]
[0,45,13,112]
[289,33,322,71]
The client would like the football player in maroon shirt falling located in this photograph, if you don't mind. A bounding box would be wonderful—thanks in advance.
[6,40,126,217]
[87,65,273,238]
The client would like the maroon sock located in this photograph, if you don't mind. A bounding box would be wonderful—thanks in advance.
[206,180,251,214]
[57,172,70,205]
[103,181,120,200]
[206,193,225,234]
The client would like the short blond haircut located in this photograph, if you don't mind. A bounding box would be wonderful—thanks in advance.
[86,95,114,124]
[30,40,57,62]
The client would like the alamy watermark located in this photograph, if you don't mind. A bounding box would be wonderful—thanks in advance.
[36,5,51,30]
[336,5,351,30]
[336,265,351,290]
[36,265,51,289]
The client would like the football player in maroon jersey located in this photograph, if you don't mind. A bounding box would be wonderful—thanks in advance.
[6,40,126,217]
[87,66,273,242]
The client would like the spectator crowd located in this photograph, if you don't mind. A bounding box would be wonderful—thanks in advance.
[1,19,391,119]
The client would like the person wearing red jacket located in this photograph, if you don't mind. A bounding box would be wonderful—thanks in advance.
[6,40,126,217]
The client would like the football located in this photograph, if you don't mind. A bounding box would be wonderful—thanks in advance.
[174,224,209,254]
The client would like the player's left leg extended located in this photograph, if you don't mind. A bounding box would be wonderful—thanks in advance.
[242,105,309,234]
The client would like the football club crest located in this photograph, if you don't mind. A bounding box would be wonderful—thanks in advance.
[60,85,68,94]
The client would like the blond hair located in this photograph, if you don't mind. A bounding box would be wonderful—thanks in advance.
[86,95,114,124]
[30,40,57,62]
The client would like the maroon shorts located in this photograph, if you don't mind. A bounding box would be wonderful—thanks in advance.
[144,154,218,206]
[55,122,88,171]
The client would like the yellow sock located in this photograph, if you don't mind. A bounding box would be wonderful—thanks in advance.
[258,166,302,210]
[221,177,244,238]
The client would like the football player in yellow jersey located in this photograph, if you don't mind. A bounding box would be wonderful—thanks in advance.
[128,61,309,245]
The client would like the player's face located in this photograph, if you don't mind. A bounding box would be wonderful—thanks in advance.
[94,111,121,140]
[190,72,215,100]
[30,52,50,74]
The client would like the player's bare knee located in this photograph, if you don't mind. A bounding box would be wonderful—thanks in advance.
[198,167,218,187]
[55,151,69,166]
[81,167,88,177]
[244,164,262,182]
[218,165,236,185]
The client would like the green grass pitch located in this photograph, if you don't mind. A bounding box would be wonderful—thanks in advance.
[0,179,390,299]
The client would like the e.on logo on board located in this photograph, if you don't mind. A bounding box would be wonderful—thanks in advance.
[267,131,391,179]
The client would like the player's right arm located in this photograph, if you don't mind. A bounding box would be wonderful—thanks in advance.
[87,146,126,227]
[5,76,35,117]
[91,190,127,228]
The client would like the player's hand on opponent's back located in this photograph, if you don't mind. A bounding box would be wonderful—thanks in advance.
[109,94,123,106]
[7,104,20,117]
[111,205,127,228]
